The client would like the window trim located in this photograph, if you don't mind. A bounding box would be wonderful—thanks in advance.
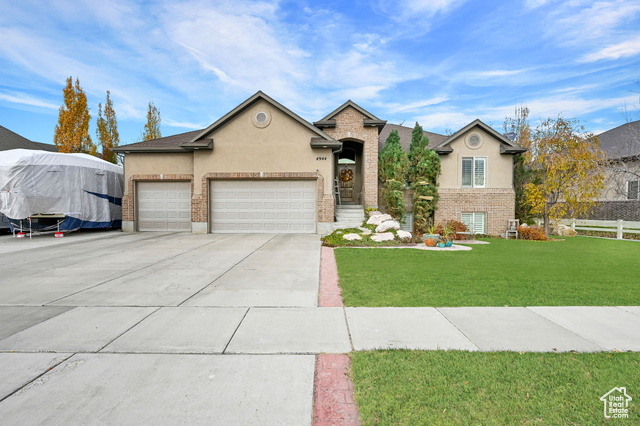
[462,156,487,188]
[628,180,639,200]
[461,212,486,235]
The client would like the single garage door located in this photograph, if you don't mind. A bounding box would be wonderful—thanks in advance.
[210,180,316,233]
[137,181,191,231]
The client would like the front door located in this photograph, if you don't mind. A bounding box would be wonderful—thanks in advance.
[338,165,355,202]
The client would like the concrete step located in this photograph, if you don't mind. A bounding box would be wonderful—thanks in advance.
[336,210,364,218]
[336,204,364,210]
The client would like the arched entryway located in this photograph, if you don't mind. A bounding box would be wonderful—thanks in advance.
[336,139,363,205]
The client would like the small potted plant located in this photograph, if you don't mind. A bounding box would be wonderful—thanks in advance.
[444,222,454,247]
[422,220,440,247]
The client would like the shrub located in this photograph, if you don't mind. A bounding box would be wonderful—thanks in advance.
[518,225,548,241]
[435,220,469,240]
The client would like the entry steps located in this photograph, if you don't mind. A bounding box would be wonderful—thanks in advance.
[334,205,366,229]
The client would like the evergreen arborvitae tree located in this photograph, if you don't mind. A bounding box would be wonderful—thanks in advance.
[379,129,409,220]
[96,91,120,164]
[407,122,441,235]
[141,101,162,141]
[54,77,96,155]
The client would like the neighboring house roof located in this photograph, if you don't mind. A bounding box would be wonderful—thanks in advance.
[597,120,640,160]
[378,123,447,153]
[113,129,205,153]
[314,100,387,130]
[435,119,526,155]
[0,125,58,152]
[115,91,340,153]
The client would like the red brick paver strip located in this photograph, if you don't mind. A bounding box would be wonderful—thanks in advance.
[319,247,343,307]
[313,354,360,425]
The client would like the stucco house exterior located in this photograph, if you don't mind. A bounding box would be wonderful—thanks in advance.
[113,91,525,236]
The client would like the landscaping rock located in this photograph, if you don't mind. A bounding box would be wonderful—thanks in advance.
[371,232,394,242]
[396,230,412,241]
[367,214,392,226]
[556,224,577,237]
[343,233,362,241]
[368,210,382,217]
[376,220,400,233]
[358,227,372,236]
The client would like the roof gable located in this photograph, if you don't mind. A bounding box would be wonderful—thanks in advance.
[190,91,335,143]
[435,119,526,155]
[314,100,386,129]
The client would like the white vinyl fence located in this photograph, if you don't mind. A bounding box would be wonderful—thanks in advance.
[553,219,640,240]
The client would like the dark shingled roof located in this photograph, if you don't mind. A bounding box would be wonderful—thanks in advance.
[113,129,204,152]
[378,123,447,152]
[597,120,640,160]
[0,125,58,152]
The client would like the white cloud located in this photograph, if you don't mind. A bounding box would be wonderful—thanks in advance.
[380,97,449,113]
[163,119,206,129]
[580,36,640,62]
[524,0,553,10]
[0,91,59,110]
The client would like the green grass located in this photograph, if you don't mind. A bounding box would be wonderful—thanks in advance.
[335,237,640,306]
[351,350,640,425]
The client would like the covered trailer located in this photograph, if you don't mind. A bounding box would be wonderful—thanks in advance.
[0,149,124,232]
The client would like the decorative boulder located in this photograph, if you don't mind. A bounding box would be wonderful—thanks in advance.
[343,233,362,241]
[376,220,400,233]
[367,213,392,226]
[358,227,372,236]
[371,232,395,242]
[368,210,382,217]
[556,224,577,237]
[396,230,412,241]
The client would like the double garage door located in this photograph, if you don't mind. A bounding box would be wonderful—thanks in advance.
[210,180,316,233]
[137,180,317,233]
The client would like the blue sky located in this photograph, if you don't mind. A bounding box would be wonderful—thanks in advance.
[1,0,640,147]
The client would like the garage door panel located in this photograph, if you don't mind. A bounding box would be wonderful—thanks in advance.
[138,182,191,232]
[210,180,316,234]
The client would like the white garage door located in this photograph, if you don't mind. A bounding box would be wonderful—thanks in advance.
[210,180,316,233]
[137,181,191,231]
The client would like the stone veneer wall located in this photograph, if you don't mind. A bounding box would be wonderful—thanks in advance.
[322,107,379,208]
[434,188,515,236]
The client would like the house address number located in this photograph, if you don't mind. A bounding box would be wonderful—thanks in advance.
[316,156,327,161]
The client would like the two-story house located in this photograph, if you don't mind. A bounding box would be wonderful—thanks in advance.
[113,91,525,236]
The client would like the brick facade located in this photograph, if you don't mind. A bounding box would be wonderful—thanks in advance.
[323,107,379,208]
[576,201,640,221]
[434,188,515,236]
[124,172,331,229]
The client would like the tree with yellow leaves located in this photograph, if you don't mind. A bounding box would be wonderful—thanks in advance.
[525,117,605,236]
[96,91,119,164]
[54,77,96,155]
[141,101,161,141]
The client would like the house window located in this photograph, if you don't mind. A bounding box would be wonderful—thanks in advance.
[629,180,639,200]
[461,212,486,234]
[462,157,486,188]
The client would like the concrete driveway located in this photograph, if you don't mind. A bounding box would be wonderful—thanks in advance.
[0,231,335,425]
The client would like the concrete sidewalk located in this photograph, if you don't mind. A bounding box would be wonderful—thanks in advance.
[1,305,638,356]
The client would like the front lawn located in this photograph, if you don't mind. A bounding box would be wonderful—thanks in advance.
[335,237,640,306]
[351,350,640,425]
